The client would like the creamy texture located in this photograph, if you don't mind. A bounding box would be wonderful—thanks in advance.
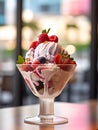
[25,48,34,61]
[25,41,62,63]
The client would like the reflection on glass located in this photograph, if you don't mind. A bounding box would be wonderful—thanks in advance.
[17,64,76,125]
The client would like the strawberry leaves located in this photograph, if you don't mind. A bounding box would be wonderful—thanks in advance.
[42,28,51,34]
[54,50,76,64]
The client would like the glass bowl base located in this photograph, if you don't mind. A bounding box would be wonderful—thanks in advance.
[24,116,68,125]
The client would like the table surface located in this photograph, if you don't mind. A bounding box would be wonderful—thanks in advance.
[0,101,98,130]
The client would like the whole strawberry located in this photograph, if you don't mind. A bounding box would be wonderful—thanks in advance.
[49,35,58,42]
[38,33,49,43]
[29,41,39,49]
[38,28,50,43]
[54,54,62,64]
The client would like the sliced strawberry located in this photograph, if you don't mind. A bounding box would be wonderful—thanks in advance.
[22,64,33,72]
[32,60,40,64]
[49,35,58,42]
[32,60,41,69]
[54,54,62,64]
[38,33,49,43]
[29,41,39,49]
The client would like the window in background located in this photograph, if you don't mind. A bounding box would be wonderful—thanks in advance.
[0,0,16,107]
[21,0,91,105]
[0,0,5,25]
[0,0,92,108]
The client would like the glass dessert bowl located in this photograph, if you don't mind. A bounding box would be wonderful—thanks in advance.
[17,63,76,125]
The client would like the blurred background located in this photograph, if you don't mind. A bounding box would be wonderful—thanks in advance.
[0,0,97,108]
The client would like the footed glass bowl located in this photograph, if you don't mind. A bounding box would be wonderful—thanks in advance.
[17,63,76,125]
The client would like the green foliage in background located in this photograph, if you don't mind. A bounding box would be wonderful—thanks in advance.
[22,21,39,30]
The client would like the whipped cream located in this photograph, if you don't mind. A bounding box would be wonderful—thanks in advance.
[25,41,62,63]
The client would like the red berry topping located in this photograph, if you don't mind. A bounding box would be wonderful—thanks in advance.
[49,35,58,42]
[32,60,40,64]
[32,60,41,69]
[22,64,33,72]
[38,33,49,43]
[54,54,62,64]
[63,58,71,64]
[29,41,39,49]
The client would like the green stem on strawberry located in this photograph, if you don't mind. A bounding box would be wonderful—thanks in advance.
[42,28,51,34]
[61,50,70,59]
[60,50,75,63]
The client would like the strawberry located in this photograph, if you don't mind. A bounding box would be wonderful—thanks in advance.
[32,60,41,69]
[22,64,33,72]
[29,41,39,49]
[32,60,40,64]
[49,35,58,42]
[54,54,62,64]
[38,33,49,43]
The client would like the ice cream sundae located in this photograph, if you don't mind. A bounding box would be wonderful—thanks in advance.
[17,28,77,125]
